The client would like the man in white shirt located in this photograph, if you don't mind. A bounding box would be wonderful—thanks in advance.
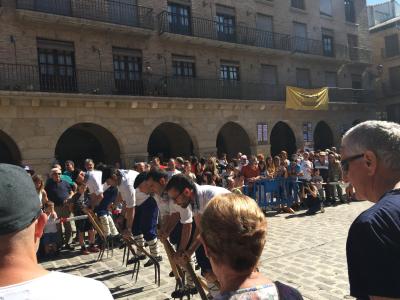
[101,167,138,237]
[0,164,113,300]
[165,174,230,297]
[166,158,181,180]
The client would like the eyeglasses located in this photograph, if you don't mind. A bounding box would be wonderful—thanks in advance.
[170,190,184,202]
[340,154,364,173]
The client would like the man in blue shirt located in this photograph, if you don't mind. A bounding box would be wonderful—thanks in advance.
[45,168,73,249]
[341,121,400,299]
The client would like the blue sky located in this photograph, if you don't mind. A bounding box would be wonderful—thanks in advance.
[367,0,389,4]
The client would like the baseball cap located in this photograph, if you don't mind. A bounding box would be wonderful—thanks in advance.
[134,171,148,189]
[0,164,42,235]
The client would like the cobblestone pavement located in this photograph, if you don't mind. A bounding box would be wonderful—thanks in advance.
[40,201,372,300]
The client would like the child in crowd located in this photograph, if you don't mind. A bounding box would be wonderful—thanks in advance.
[42,201,58,256]
[312,168,326,203]
[70,182,99,255]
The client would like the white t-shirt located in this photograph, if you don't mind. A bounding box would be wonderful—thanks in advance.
[192,184,230,215]
[167,169,181,180]
[300,160,313,181]
[118,170,139,209]
[153,193,193,224]
[136,190,149,207]
[43,214,57,234]
[86,170,103,196]
[0,271,113,300]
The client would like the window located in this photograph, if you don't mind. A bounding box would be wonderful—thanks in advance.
[320,0,332,16]
[37,39,76,92]
[385,34,399,58]
[322,29,334,57]
[172,56,196,77]
[260,65,278,85]
[216,14,236,42]
[113,48,142,95]
[167,2,191,35]
[389,66,400,91]
[325,71,337,87]
[216,5,236,42]
[293,22,308,52]
[296,68,311,88]
[291,0,305,10]
[257,123,268,145]
[256,14,274,48]
[344,0,356,23]
[220,63,240,81]
[347,34,359,60]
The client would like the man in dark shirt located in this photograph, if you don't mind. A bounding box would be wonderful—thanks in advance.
[45,168,73,249]
[341,121,400,299]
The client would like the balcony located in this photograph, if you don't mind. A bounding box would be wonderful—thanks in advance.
[0,63,374,103]
[158,11,291,52]
[348,47,371,64]
[16,0,154,30]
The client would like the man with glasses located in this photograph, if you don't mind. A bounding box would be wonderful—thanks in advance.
[342,121,400,299]
[0,164,113,299]
[165,174,230,298]
[45,167,73,250]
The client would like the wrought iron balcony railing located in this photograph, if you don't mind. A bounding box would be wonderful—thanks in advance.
[16,0,154,29]
[158,11,291,51]
[348,47,371,64]
[0,63,375,103]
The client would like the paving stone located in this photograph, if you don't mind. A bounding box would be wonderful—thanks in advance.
[40,201,371,299]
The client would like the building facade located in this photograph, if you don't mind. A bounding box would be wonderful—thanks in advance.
[0,0,375,173]
[369,0,400,123]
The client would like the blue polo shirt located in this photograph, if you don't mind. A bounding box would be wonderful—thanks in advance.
[346,189,400,299]
[45,179,72,207]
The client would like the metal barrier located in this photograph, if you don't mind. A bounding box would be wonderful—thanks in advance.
[244,178,300,210]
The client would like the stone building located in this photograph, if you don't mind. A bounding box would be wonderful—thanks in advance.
[0,0,375,173]
[368,0,400,123]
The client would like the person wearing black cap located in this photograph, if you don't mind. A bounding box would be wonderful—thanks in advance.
[0,164,113,299]
[131,172,162,267]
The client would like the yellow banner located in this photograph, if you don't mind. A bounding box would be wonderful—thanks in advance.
[285,86,329,110]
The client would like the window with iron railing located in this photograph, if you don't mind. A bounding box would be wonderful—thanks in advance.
[322,34,334,57]
[167,2,191,35]
[291,0,305,10]
[220,64,240,81]
[37,39,76,92]
[216,14,236,42]
[113,48,142,95]
[344,0,356,23]
[385,34,399,58]
[296,68,311,88]
[173,60,196,78]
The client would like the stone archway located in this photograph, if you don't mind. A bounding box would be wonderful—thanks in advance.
[314,121,334,151]
[270,121,297,157]
[147,122,194,161]
[55,123,121,169]
[216,122,251,159]
[0,130,22,165]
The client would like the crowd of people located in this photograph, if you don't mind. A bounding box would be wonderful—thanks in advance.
[0,120,399,300]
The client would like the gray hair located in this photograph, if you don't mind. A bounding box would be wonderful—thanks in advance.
[342,121,400,171]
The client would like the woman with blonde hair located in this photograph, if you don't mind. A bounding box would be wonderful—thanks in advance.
[200,193,302,299]
[32,174,48,208]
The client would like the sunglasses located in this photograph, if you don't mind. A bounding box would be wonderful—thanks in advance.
[340,154,364,173]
